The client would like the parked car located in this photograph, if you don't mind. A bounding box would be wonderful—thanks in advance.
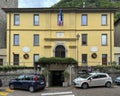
[73,72,112,89]
[9,74,46,92]
[0,79,2,87]
[114,76,120,85]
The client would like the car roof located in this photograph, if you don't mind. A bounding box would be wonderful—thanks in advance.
[90,72,108,75]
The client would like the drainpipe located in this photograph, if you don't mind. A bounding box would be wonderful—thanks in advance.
[8,13,11,65]
[76,34,80,63]
[110,12,112,65]
[76,34,80,77]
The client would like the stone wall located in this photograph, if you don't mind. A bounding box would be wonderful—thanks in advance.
[0,69,35,86]
[1,66,120,87]
[77,66,120,81]
[65,66,120,86]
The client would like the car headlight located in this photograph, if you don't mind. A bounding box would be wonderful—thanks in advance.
[75,80,81,83]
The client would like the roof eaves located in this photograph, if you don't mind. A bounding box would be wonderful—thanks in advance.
[2,8,118,13]
[114,17,120,25]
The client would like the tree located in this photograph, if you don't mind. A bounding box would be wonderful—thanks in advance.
[52,0,120,21]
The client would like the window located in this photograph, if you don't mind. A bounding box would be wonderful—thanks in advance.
[34,34,39,46]
[0,59,3,65]
[34,54,39,70]
[13,54,19,65]
[92,75,99,79]
[82,54,87,64]
[14,14,20,25]
[14,34,19,46]
[93,74,107,79]
[82,34,87,45]
[18,75,25,80]
[102,54,107,65]
[56,32,64,37]
[102,34,107,45]
[55,45,65,58]
[99,74,107,78]
[25,75,31,80]
[102,14,107,25]
[34,14,39,26]
[81,14,87,26]
[34,54,39,63]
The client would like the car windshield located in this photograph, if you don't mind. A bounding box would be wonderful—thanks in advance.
[17,75,25,80]
[79,73,92,78]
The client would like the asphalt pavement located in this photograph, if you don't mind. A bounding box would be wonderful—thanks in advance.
[1,85,120,96]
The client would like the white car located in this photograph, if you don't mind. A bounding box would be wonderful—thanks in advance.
[73,72,112,89]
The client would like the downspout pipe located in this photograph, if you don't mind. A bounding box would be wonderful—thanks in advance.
[110,12,112,65]
[8,13,11,65]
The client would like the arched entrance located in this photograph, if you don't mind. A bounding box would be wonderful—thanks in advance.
[55,45,65,58]
[49,45,66,86]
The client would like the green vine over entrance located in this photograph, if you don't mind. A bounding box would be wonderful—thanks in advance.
[38,57,77,65]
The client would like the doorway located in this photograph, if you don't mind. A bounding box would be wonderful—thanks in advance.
[50,71,64,86]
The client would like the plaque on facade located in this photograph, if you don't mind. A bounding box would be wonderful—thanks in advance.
[90,46,98,52]
[22,47,30,53]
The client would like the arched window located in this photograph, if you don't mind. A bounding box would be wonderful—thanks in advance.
[55,45,65,58]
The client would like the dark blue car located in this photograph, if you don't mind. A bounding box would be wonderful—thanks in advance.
[9,74,46,92]
[0,79,2,87]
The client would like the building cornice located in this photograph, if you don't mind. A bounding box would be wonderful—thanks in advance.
[44,38,76,41]
[7,29,114,31]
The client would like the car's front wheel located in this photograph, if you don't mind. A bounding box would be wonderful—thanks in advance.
[105,82,112,88]
[81,83,88,89]
[9,84,14,90]
[29,86,35,92]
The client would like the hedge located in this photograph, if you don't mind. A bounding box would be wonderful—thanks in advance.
[0,65,29,71]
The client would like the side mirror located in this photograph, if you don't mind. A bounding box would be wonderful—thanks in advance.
[88,77,93,81]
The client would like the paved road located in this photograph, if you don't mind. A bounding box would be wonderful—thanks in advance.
[1,85,120,96]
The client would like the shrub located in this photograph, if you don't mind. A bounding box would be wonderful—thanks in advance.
[0,65,28,72]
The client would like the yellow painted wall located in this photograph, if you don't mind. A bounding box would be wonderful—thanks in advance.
[6,10,115,67]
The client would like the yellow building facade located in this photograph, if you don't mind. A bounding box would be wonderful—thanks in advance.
[3,8,117,67]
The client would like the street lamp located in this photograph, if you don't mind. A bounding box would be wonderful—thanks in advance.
[76,33,80,40]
